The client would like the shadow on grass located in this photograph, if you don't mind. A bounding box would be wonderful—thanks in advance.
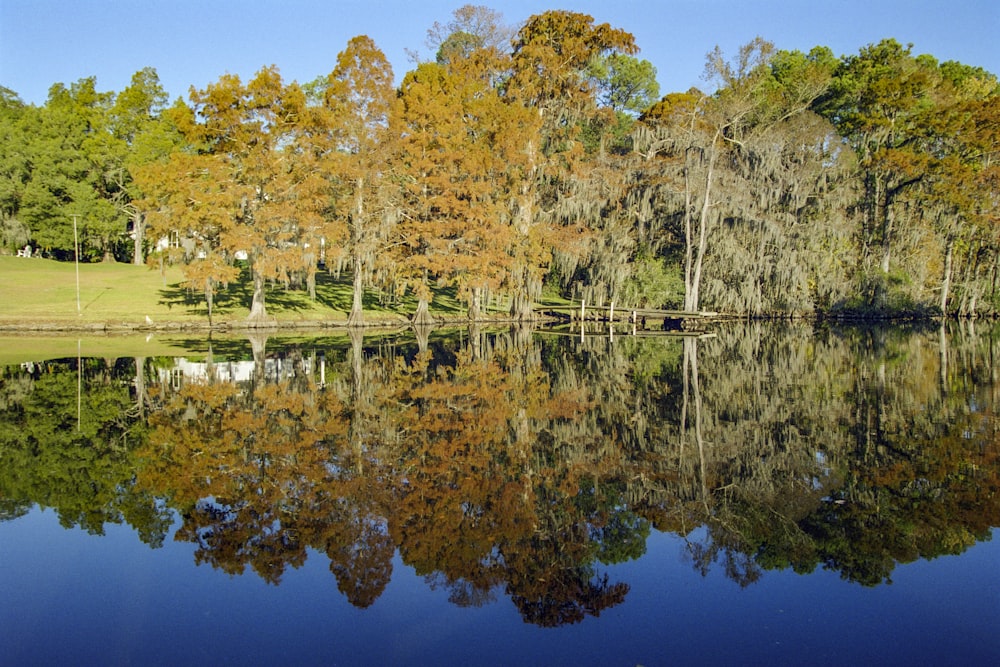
[313,271,465,316]
[157,267,469,321]
[157,279,248,318]
[158,267,329,318]
[427,285,465,315]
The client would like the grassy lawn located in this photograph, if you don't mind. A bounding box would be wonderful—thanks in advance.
[0,256,468,328]
[1,256,198,324]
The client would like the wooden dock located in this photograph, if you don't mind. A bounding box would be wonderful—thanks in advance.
[534,300,718,331]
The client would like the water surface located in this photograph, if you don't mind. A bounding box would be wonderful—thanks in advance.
[1,322,997,665]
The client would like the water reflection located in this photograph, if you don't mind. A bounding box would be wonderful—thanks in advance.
[0,322,997,626]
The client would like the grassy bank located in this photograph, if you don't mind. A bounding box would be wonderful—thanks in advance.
[0,256,454,329]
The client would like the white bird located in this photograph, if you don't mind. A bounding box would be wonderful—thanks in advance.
[145,315,153,325]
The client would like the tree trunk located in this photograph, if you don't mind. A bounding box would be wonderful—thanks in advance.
[467,287,483,321]
[685,144,717,313]
[940,236,954,315]
[412,296,434,326]
[132,211,145,266]
[247,268,268,323]
[879,182,892,274]
[880,230,892,274]
[301,250,317,301]
[348,258,365,326]
[509,291,535,322]
[348,178,367,327]
[958,247,976,317]
[205,279,215,327]
[967,253,981,318]
[682,152,696,313]
[991,254,999,315]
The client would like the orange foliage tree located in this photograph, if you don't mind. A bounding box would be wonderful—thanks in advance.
[137,67,328,324]
[393,52,523,322]
[496,11,638,319]
[320,36,398,326]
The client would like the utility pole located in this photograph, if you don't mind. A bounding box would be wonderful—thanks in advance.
[72,214,80,315]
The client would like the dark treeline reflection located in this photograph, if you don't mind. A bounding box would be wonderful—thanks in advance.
[1,323,998,625]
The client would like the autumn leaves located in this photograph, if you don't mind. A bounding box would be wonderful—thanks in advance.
[131,11,644,325]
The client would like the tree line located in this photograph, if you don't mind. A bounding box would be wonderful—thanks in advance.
[1,6,997,321]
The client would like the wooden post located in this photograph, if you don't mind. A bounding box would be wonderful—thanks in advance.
[610,300,615,323]
[580,300,586,322]
[72,214,81,316]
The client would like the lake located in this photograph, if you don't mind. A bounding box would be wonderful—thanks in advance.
[1,321,998,666]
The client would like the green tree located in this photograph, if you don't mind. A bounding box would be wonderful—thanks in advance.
[107,67,185,265]
[816,40,941,279]
[588,52,660,119]
[0,87,32,251]
[18,78,121,260]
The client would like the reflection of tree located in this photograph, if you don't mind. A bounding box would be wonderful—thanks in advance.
[137,338,403,604]
[0,359,170,545]
[316,329,399,607]
[3,321,998,615]
[503,475,632,627]
[322,498,394,608]
[132,323,1000,607]
[139,352,356,584]
[795,329,1000,584]
[646,323,1000,587]
[510,565,628,628]
[381,331,640,625]
[0,498,32,522]
[390,344,534,602]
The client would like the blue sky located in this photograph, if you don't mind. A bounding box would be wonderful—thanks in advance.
[2,0,998,106]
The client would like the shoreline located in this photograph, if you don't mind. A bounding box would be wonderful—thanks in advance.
[0,313,550,334]
[1,312,987,335]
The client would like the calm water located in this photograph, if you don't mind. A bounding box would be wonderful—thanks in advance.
[1,322,998,666]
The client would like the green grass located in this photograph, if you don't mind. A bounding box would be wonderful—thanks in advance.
[0,256,466,328]
[1,256,198,324]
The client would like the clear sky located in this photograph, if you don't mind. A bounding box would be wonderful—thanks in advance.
[2,0,998,106]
